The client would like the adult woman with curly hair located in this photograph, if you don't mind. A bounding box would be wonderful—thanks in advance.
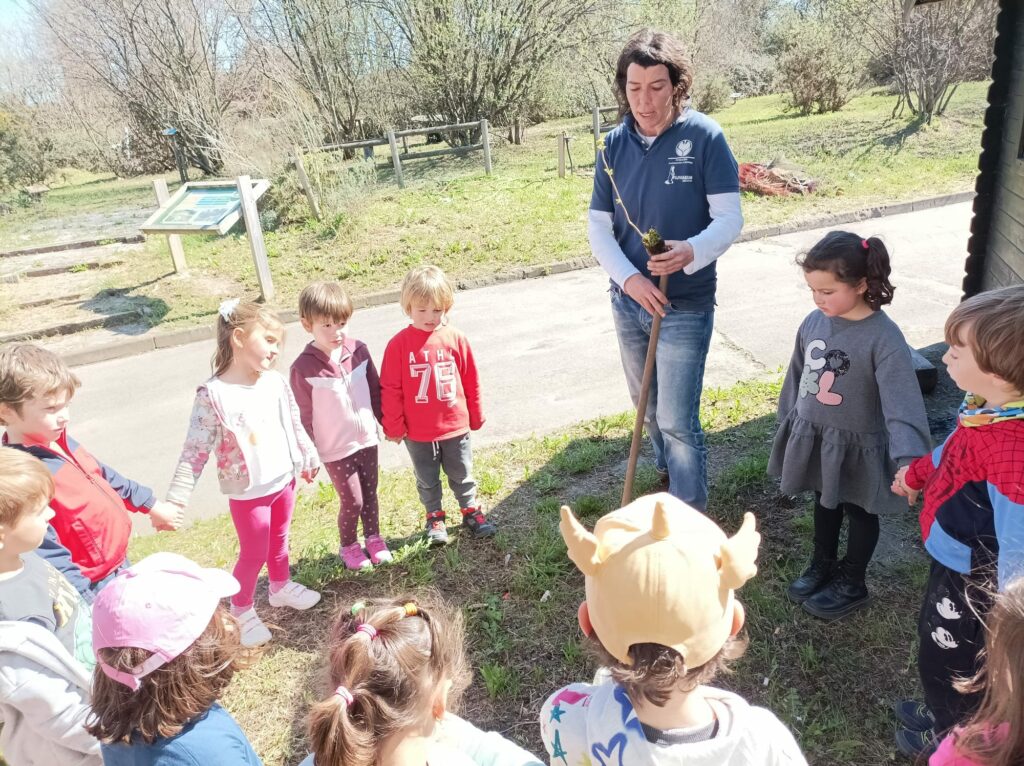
[590,29,743,511]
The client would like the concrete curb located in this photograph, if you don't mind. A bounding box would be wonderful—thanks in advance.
[60,192,975,368]
[0,234,144,259]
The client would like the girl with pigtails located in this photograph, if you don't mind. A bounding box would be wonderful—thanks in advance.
[769,231,931,621]
[299,596,543,766]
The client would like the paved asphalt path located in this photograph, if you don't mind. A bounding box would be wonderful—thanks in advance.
[63,202,972,533]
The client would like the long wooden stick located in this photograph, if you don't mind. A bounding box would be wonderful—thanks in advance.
[622,273,670,506]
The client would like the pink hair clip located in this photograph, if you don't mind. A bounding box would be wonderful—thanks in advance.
[861,239,870,250]
[335,685,354,706]
[356,624,378,640]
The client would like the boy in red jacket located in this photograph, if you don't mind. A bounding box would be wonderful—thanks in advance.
[380,265,496,545]
[0,344,182,601]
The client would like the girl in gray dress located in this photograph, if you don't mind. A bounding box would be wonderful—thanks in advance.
[769,231,930,620]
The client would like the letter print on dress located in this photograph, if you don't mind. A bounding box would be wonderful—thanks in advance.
[798,339,850,406]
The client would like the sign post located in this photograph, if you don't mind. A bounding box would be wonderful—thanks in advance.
[236,175,275,302]
[152,179,187,273]
[141,177,273,300]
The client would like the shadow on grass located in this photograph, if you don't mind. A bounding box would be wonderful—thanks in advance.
[131,373,959,766]
[74,274,180,335]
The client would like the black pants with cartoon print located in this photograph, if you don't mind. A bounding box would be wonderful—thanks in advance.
[917,560,992,733]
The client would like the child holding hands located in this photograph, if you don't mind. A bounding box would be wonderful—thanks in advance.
[0,343,182,601]
[380,266,495,545]
[769,232,930,620]
[168,300,321,647]
[290,281,389,571]
[891,286,1024,759]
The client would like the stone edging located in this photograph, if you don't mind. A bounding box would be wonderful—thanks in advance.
[0,234,145,259]
[60,191,975,368]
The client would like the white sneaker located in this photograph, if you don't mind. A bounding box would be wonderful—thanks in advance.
[235,608,272,647]
[268,581,321,610]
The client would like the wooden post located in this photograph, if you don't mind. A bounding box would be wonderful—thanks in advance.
[558,131,566,178]
[480,119,492,175]
[236,175,275,302]
[592,106,601,159]
[152,179,187,273]
[622,272,671,506]
[386,129,405,188]
[291,145,321,221]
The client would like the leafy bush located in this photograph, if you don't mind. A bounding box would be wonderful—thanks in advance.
[777,26,864,115]
[0,110,56,191]
[692,71,733,114]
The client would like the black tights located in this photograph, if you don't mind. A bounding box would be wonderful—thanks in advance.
[813,492,879,579]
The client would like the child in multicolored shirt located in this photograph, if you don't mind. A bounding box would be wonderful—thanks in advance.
[892,286,1024,760]
[542,494,806,766]
[290,281,390,571]
[380,265,496,545]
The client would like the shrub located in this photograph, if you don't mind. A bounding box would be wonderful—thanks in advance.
[777,26,864,115]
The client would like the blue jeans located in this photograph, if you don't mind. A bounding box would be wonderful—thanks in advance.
[610,286,714,510]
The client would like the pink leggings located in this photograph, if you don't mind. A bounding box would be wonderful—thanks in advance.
[228,479,296,609]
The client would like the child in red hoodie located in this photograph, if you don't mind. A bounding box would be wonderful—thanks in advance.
[380,265,496,545]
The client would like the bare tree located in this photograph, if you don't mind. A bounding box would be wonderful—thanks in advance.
[384,0,609,138]
[243,0,401,146]
[27,0,249,173]
[860,0,998,120]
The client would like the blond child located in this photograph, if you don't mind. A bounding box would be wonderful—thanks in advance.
[0,447,100,766]
[290,282,389,571]
[300,596,542,766]
[167,300,320,647]
[0,343,182,601]
[891,286,1024,759]
[542,493,807,765]
[380,265,495,545]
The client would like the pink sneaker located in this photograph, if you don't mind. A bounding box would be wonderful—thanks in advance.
[340,542,371,571]
[365,534,393,565]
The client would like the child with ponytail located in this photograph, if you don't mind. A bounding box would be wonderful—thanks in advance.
[301,596,542,766]
[769,231,930,620]
[167,300,321,647]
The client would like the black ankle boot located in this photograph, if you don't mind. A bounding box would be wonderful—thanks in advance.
[802,562,869,620]
[787,556,836,603]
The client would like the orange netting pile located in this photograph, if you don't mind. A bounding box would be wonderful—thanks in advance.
[739,161,818,196]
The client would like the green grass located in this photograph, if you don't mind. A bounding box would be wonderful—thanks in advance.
[0,84,989,337]
[125,377,932,766]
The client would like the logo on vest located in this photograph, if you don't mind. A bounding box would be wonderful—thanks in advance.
[666,138,694,184]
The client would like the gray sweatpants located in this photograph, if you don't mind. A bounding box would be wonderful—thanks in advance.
[405,433,477,512]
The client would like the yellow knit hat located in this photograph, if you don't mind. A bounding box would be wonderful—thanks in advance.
[560,492,760,668]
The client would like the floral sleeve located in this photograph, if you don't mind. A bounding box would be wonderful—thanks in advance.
[166,387,218,506]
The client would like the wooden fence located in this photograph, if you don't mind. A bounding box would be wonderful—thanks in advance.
[292,119,492,218]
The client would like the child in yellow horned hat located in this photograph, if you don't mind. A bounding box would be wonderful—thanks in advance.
[540,493,807,766]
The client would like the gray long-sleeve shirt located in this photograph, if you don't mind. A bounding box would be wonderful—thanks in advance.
[768,309,931,514]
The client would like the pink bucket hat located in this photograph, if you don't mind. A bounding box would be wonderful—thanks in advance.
[92,552,240,690]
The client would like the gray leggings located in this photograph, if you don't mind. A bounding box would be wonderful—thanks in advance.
[405,433,477,512]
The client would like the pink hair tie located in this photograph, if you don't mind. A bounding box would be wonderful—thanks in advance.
[335,685,354,706]
[862,239,870,250]
[356,624,378,640]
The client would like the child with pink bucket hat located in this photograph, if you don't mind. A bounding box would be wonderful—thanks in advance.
[86,552,261,765]
[541,493,807,766]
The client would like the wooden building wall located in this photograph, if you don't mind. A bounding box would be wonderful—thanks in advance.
[982,8,1024,290]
